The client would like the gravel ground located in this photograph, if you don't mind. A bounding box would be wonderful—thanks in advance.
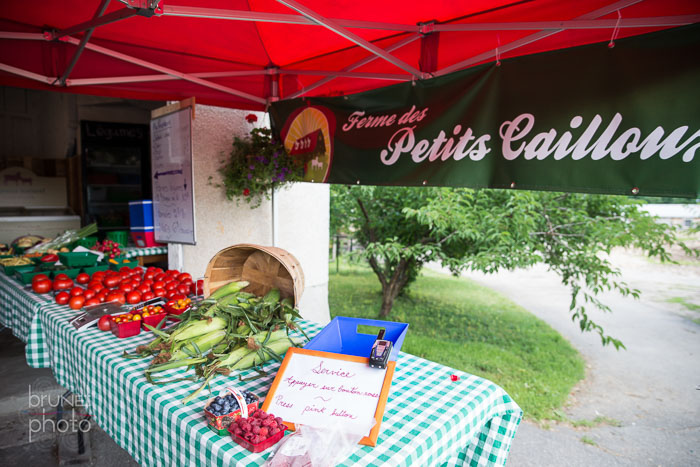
[453,248,700,467]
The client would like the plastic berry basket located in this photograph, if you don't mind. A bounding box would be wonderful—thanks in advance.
[141,313,167,330]
[230,429,284,453]
[204,389,259,436]
[110,317,141,338]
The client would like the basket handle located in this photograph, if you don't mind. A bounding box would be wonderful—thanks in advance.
[225,386,250,418]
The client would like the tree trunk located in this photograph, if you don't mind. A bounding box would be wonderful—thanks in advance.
[378,259,410,318]
[379,282,401,318]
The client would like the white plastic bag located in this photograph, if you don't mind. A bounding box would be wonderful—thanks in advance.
[265,420,374,467]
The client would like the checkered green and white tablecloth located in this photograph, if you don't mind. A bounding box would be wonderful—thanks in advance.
[3,271,522,466]
[123,246,168,259]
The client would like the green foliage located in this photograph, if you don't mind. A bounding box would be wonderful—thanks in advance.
[329,262,585,420]
[212,127,303,208]
[331,185,696,347]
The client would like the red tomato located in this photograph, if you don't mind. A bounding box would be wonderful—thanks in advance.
[177,272,192,282]
[142,279,154,288]
[96,291,108,303]
[105,292,126,305]
[171,294,186,301]
[88,282,104,293]
[103,276,120,288]
[83,289,96,300]
[136,284,150,294]
[75,273,90,285]
[69,287,84,297]
[126,291,141,304]
[144,272,155,280]
[152,280,165,289]
[32,273,50,284]
[97,315,111,331]
[93,271,107,279]
[52,278,73,291]
[84,298,100,307]
[69,296,85,310]
[153,273,166,282]
[177,284,190,296]
[119,284,133,294]
[152,288,166,298]
[141,291,155,301]
[32,279,52,294]
[165,281,177,291]
[194,279,204,295]
[55,291,71,305]
[166,290,177,299]
[54,273,70,281]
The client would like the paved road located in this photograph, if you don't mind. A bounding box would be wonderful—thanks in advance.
[455,250,700,466]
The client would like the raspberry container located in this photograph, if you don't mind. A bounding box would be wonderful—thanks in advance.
[204,388,259,436]
[229,428,285,453]
[110,316,141,338]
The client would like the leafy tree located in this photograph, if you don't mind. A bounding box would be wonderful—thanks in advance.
[331,185,695,348]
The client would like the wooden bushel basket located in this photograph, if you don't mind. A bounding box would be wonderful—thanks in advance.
[203,244,305,306]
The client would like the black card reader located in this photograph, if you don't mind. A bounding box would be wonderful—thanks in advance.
[369,329,392,369]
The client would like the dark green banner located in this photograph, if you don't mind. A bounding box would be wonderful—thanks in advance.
[270,25,700,198]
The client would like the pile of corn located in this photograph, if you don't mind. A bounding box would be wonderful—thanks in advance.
[125,281,307,403]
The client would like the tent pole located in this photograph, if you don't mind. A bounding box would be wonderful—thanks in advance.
[435,0,644,77]
[287,34,420,100]
[57,0,111,86]
[276,0,425,79]
[61,37,268,105]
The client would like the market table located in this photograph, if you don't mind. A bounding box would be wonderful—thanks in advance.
[2,270,522,465]
[24,295,521,466]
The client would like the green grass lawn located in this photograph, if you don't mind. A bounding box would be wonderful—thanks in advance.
[329,261,584,421]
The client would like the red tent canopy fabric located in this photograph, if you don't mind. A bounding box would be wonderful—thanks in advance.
[1,0,698,110]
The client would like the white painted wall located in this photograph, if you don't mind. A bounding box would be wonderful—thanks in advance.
[181,104,330,324]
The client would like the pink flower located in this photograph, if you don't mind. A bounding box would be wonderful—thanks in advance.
[450,374,459,382]
[245,114,258,123]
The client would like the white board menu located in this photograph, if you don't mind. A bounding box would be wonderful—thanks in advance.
[262,348,396,445]
[150,107,196,244]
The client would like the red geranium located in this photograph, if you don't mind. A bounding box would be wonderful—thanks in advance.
[245,114,258,123]
[243,188,250,196]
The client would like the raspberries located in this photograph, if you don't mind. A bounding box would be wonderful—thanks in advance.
[230,409,287,446]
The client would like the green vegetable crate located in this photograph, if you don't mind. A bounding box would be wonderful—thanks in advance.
[83,264,110,275]
[15,269,45,285]
[50,268,82,279]
[110,260,139,271]
[3,263,34,276]
[58,252,99,268]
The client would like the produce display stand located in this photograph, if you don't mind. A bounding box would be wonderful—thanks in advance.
[0,270,521,465]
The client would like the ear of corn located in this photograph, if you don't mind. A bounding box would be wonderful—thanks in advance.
[170,317,227,342]
[208,280,249,300]
[171,329,226,360]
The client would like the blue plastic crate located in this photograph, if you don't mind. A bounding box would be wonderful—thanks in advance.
[304,316,408,361]
[129,200,154,229]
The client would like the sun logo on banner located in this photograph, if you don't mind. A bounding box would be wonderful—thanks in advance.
[282,106,336,183]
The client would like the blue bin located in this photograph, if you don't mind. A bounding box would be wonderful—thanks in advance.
[129,200,154,229]
[305,316,408,361]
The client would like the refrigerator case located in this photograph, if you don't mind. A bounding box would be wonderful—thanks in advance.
[81,121,151,231]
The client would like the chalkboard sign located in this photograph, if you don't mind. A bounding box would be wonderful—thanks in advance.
[150,107,196,244]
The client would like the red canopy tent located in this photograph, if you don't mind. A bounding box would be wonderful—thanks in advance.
[1,0,698,110]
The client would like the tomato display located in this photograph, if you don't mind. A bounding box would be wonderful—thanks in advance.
[84,298,100,306]
[75,273,90,284]
[55,291,71,305]
[97,315,112,331]
[69,296,85,310]
[126,291,142,304]
[69,287,84,297]
[32,279,52,294]
[32,273,50,284]
[103,276,120,288]
[105,292,126,305]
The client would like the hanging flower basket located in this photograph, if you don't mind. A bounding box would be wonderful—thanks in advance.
[211,116,304,209]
